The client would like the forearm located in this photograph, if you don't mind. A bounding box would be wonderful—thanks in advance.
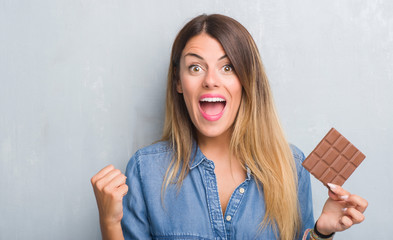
[100,221,124,240]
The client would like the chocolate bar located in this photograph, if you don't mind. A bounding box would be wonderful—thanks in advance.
[302,128,365,186]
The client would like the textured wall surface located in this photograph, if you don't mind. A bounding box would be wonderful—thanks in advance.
[1,1,392,239]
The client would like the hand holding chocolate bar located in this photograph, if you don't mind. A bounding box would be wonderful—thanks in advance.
[303,128,368,236]
[314,182,368,236]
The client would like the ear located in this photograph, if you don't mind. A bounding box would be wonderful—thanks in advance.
[176,80,183,93]
[175,67,183,93]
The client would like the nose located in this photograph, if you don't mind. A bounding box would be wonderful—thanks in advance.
[202,69,220,89]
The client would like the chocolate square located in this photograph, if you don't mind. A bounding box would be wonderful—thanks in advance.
[302,128,366,186]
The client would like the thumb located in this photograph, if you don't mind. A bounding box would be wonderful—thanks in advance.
[119,184,129,197]
[327,183,350,201]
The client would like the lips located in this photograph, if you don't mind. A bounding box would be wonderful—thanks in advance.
[199,94,226,121]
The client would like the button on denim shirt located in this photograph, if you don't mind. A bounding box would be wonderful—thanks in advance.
[121,141,314,239]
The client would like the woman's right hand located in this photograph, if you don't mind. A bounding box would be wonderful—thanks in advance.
[91,165,128,238]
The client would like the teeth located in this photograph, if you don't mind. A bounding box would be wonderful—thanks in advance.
[200,97,226,102]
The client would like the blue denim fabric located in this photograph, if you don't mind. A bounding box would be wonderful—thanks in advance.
[121,141,314,239]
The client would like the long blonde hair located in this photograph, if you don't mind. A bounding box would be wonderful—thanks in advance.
[162,14,300,240]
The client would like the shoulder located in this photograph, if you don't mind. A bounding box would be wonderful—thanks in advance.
[289,144,306,165]
[134,141,172,158]
[125,141,173,175]
[289,144,308,177]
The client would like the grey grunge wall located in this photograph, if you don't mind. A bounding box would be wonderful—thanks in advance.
[1,1,392,239]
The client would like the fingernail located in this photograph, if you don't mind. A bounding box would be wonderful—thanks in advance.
[340,195,349,200]
[327,183,337,190]
[342,208,348,212]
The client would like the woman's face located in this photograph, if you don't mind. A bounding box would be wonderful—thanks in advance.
[177,33,242,140]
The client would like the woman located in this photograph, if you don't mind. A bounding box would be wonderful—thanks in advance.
[91,14,367,240]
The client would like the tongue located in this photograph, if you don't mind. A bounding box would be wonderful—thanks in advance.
[200,102,225,115]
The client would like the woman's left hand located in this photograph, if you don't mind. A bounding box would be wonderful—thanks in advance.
[315,183,368,236]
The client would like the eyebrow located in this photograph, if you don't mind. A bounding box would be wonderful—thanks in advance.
[184,53,228,61]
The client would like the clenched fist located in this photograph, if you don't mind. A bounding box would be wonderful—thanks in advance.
[91,165,128,240]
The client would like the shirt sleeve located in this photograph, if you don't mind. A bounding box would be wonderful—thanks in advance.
[292,145,315,240]
[121,151,152,239]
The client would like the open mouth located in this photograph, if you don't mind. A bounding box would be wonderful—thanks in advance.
[199,96,226,121]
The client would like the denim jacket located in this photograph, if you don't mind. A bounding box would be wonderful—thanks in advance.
[121,141,314,239]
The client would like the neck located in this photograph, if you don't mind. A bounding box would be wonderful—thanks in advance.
[197,130,232,163]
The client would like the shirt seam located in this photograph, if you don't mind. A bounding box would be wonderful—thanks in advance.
[135,151,153,234]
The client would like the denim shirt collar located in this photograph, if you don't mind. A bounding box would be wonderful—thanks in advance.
[189,140,206,170]
[188,140,252,180]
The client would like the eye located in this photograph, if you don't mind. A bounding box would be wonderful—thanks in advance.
[223,64,233,73]
[189,65,202,73]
